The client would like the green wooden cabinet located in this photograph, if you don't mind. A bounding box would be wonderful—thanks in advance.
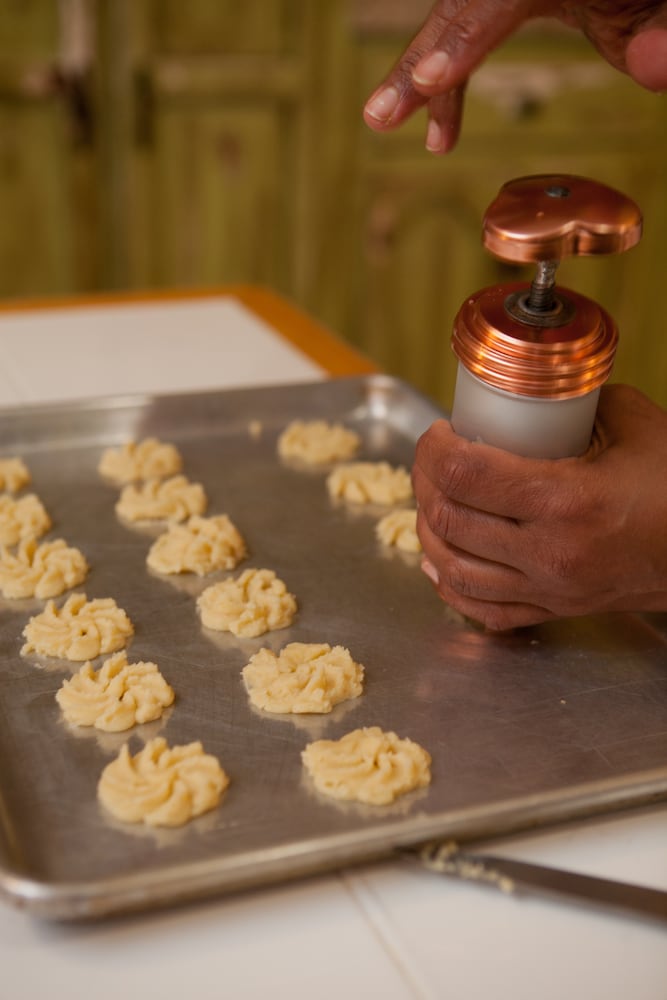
[0,2,665,408]
[0,1,98,295]
[95,0,322,294]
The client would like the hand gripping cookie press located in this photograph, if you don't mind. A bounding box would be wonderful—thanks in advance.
[450,175,642,458]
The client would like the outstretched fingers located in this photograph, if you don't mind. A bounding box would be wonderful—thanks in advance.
[409,0,536,94]
[425,85,467,153]
[363,0,537,146]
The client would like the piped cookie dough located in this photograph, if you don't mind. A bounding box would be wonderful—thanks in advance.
[0,457,30,493]
[97,737,229,827]
[326,461,412,505]
[98,437,183,484]
[376,509,422,553]
[116,475,207,523]
[21,592,134,661]
[278,420,361,465]
[302,726,431,805]
[147,514,247,576]
[56,651,174,732]
[0,538,88,599]
[242,641,364,714]
[0,493,51,546]
[198,568,296,637]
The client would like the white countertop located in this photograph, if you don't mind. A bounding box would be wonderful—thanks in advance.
[0,295,665,1000]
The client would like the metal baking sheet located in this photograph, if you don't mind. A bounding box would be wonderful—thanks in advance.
[0,375,666,920]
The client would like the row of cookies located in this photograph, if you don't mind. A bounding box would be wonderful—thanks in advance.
[103,426,432,810]
[0,457,89,599]
[279,419,423,553]
[5,444,230,827]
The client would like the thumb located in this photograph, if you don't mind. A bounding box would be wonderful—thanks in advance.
[625,19,667,91]
[592,384,657,449]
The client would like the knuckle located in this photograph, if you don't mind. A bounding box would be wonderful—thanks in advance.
[436,21,475,57]
[441,558,469,596]
[538,516,593,585]
[415,422,474,501]
[431,492,452,537]
[436,452,473,500]
[543,541,579,584]
[429,495,459,544]
[555,482,594,522]
[426,1,466,31]
[428,2,489,55]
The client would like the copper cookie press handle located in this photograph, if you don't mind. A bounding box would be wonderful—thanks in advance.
[451,174,644,403]
[482,174,643,264]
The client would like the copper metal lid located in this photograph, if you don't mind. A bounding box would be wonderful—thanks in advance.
[482,174,643,263]
[452,282,619,399]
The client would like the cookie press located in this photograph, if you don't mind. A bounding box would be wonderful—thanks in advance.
[450,175,642,458]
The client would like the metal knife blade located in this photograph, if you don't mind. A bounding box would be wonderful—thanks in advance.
[403,841,667,926]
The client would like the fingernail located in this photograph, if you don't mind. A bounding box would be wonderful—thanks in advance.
[413,50,450,87]
[364,85,400,123]
[425,118,443,153]
[421,557,440,586]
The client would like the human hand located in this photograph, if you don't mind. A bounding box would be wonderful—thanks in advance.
[413,384,667,629]
[363,1,667,154]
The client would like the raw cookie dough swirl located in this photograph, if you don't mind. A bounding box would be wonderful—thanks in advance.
[0,493,51,546]
[0,457,31,493]
[98,737,229,827]
[147,514,247,576]
[56,651,174,732]
[277,420,361,464]
[98,437,183,483]
[242,641,364,714]
[302,726,431,805]
[376,509,421,553]
[326,461,412,505]
[0,538,88,599]
[198,568,296,637]
[21,592,135,661]
[116,475,207,523]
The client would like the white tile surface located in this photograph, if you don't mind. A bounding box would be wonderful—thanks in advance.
[0,297,323,406]
[0,874,415,1000]
[349,806,667,1000]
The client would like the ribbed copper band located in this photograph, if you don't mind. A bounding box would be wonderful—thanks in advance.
[452,283,618,399]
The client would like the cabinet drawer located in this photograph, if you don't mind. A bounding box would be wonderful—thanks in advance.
[148,0,299,55]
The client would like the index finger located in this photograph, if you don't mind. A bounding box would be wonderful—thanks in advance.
[410,0,538,94]
[363,0,536,130]
[414,419,574,521]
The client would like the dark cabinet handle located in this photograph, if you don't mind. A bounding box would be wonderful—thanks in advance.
[53,68,95,148]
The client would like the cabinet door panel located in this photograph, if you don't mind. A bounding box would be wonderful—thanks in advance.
[150,0,294,55]
[105,0,311,294]
[149,104,293,288]
[0,5,97,298]
[318,165,515,407]
[0,1,58,58]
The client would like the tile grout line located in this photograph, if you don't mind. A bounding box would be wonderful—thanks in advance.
[338,868,435,1000]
